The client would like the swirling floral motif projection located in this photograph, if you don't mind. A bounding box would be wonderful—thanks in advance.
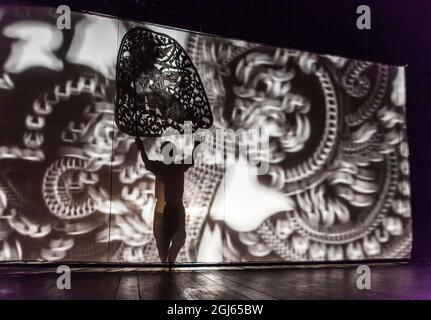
[115,27,213,137]
[188,37,411,262]
[0,6,410,263]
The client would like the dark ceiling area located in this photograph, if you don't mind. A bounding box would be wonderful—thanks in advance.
[2,0,431,262]
[3,0,410,65]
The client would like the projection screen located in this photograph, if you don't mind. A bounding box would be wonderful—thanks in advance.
[0,6,411,263]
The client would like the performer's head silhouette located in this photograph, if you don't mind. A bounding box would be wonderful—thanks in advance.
[160,140,177,164]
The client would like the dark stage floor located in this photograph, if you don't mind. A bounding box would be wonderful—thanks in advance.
[0,263,430,300]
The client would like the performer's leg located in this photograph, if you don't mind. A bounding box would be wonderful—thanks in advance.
[168,230,186,263]
[153,208,169,263]
[167,205,186,263]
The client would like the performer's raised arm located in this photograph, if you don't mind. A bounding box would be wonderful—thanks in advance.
[135,137,152,168]
[183,136,205,168]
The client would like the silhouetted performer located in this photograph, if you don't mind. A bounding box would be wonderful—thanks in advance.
[135,137,203,264]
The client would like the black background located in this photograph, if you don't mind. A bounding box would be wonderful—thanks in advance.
[2,0,430,262]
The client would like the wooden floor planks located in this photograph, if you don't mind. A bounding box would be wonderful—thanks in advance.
[0,264,429,300]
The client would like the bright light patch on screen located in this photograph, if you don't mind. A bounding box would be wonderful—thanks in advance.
[3,21,63,73]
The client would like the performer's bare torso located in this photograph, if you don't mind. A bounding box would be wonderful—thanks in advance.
[147,160,189,205]
[135,137,202,264]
